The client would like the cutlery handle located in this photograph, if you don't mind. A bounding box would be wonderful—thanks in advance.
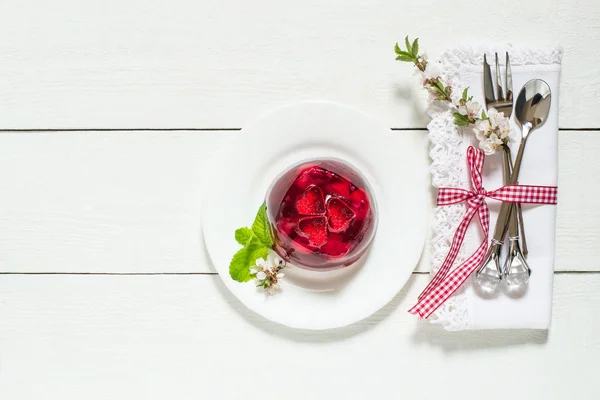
[517,203,528,256]
[475,147,513,289]
[508,204,519,238]
[491,195,512,242]
[491,131,529,242]
[503,148,520,241]
[509,125,530,185]
[502,146,511,184]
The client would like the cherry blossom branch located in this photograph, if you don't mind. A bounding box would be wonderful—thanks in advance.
[394,36,512,155]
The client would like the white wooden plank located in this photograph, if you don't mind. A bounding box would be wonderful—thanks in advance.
[0,273,598,399]
[0,130,597,273]
[0,0,599,129]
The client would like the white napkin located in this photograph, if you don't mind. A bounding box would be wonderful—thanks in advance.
[427,46,562,330]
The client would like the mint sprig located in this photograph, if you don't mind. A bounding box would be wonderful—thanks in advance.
[229,202,274,282]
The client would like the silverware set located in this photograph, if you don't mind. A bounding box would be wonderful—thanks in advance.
[475,52,552,290]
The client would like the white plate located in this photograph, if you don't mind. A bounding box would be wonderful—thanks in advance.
[202,101,429,330]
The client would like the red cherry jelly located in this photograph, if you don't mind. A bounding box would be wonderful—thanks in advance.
[265,159,377,270]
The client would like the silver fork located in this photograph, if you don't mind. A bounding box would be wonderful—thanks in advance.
[476,52,527,289]
[484,52,513,115]
[484,52,527,255]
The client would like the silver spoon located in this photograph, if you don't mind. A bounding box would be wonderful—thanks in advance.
[503,79,552,286]
[475,79,551,290]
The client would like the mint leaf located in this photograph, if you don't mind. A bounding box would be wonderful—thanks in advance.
[411,38,419,57]
[462,87,468,101]
[396,55,414,62]
[229,236,269,282]
[404,36,412,53]
[249,242,269,265]
[229,247,253,282]
[234,227,254,245]
[251,203,273,247]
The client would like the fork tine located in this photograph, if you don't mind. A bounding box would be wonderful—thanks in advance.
[505,52,513,104]
[483,54,495,109]
[495,52,504,100]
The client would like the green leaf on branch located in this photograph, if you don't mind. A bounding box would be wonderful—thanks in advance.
[396,55,414,62]
[431,86,445,96]
[394,42,402,55]
[404,36,412,53]
[481,109,488,120]
[453,112,470,126]
[462,87,469,101]
[411,38,419,57]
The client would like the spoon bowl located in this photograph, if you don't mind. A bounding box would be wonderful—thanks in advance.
[510,79,552,182]
[515,79,552,139]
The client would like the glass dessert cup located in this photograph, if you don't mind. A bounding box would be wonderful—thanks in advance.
[265,158,378,271]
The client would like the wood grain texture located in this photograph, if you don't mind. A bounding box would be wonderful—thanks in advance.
[0,0,599,129]
[0,130,597,273]
[0,273,597,400]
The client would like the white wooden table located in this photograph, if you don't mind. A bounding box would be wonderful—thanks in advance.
[1,2,599,399]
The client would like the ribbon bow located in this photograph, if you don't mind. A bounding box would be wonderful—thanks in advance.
[409,146,558,319]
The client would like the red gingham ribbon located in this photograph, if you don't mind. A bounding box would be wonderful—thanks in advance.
[409,146,558,319]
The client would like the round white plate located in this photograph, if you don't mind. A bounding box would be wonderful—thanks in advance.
[202,101,429,330]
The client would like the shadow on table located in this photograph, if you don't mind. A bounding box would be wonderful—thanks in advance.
[213,268,548,348]
[411,322,549,351]
[211,272,417,343]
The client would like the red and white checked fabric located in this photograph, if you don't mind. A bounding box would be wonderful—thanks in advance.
[409,146,558,319]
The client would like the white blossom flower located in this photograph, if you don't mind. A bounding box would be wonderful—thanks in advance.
[458,101,481,119]
[488,109,500,129]
[488,133,503,146]
[423,62,442,80]
[474,119,490,134]
[256,271,267,281]
[256,258,267,268]
[479,140,495,155]
[496,117,511,138]
[472,107,512,155]
[252,252,287,295]
[487,108,510,132]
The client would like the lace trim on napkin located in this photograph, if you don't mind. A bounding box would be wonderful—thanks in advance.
[427,45,562,331]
